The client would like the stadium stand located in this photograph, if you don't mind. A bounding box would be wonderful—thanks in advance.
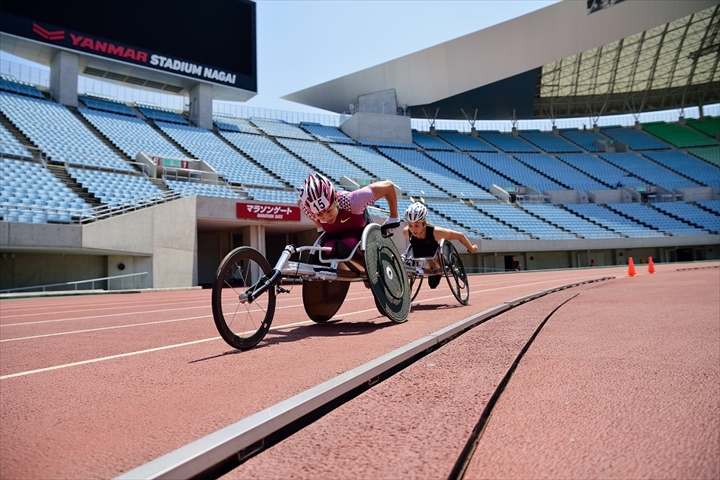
[564,203,665,238]
[156,121,285,188]
[79,94,136,116]
[249,117,314,140]
[329,144,449,198]
[69,168,165,209]
[478,132,539,153]
[641,121,718,148]
[79,109,187,160]
[220,131,312,190]
[556,153,647,189]
[275,137,368,187]
[641,150,720,188]
[1,92,132,170]
[686,117,720,139]
[377,147,496,200]
[411,131,454,151]
[606,202,709,236]
[426,151,515,190]
[601,127,672,150]
[519,131,583,153]
[472,202,577,240]
[651,201,720,234]
[300,122,355,144]
[0,122,33,158]
[1,157,92,223]
[513,153,607,191]
[688,147,720,166]
[135,104,188,125]
[470,152,565,191]
[0,74,45,99]
[598,152,701,190]
[437,132,496,152]
[519,203,622,239]
[560,129,607,152]
[213,115,262,134]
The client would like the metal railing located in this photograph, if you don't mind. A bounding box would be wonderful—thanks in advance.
[0,272,149,294]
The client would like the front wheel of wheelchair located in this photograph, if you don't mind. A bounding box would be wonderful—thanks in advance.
[441,242,470,305]
[408,274,423,301]
[212,247,276,350]
[364,224,411,323]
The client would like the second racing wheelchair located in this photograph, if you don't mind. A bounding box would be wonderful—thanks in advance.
[211,222,410,350]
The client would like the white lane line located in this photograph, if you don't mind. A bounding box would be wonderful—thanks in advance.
[0,276,611,379]
[0,308,385,379]
[0,315,214,342]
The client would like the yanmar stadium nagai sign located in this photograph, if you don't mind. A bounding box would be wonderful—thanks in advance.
[237,203,301,222]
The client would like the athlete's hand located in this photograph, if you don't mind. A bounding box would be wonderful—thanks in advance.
[382,216,401,235]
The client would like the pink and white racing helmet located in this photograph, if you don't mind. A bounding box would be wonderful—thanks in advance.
[299,172,336,215]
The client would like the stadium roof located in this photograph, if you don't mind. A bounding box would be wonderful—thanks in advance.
[283,0,720,121]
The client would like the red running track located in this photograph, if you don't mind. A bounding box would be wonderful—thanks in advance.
[1,262,718,479]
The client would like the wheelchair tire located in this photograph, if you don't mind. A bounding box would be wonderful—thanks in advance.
[303,280,350,322]
[364,225,411,323]
[212,247,276,350]
[408,274,423,301]
[441,241,470,305]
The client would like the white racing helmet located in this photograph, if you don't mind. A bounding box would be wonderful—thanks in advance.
[404,201,428,223]
[299,172,336,215]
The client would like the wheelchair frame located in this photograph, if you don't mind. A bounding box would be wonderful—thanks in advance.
[402,238,470,305]
[211,222,409,350]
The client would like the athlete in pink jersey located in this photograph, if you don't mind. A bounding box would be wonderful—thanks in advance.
[299,172,400,258]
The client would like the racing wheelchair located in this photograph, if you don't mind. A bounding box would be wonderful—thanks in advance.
[402,238,470,305]
[211,222,410,350]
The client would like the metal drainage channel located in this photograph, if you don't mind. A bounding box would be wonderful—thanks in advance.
[116,276,615,480]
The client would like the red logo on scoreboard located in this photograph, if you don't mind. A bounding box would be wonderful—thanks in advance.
[32,23,64,41]
[237,203,301,221]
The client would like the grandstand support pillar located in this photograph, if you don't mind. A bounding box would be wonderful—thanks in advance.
[50,50,78,107]
[244,224,266,257]
[189,82,213,130]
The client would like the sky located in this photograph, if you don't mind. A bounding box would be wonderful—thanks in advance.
[0,0,560,115]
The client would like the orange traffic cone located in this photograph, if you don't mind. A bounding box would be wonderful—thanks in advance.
[648,256,656,274]
[627,257,637,277]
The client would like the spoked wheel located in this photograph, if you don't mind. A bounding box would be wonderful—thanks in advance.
[441,242,470,305]
[212,247,276,350]
[408,274,423,301]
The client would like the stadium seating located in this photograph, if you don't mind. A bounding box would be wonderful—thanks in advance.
[599,152,700,190]
[601,127,671,150]
[411,131,454,151]
[607,202,709,236]
[275,137,368,187]
[437,132,497,152]
[520,203,622,239]
[513,153,607,191]
[377,148,496,200]
[1,157,92,223]
[0,123,33,158]
[641,150,720,188]
[300,122,355,144]
[686,117,719,139]
[80,95,136,116]
[560,130,607,152]
[80,109,187,160]
[478,132,539,153]
[156,122,284,188]
[556,153,646,189]
[688,147,720,167]
[135,104,188,125]
[652,201,720,234]
[470,152,565,191]
[329,144,448,198]
[165,179,243,199]
[0,75,45,99]
[641,121,717,148]
[519,131,583,153]
[249,117,313,140]
[69,168,165,208]
[564,203,665,238]
[427,152,514,190]
[214,115,262,134]
[1,92,132,171]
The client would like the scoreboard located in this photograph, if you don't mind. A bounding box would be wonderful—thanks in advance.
[0,0,257,94]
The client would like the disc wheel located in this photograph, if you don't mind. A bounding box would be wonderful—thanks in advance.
[212,247,276,350]
[441,242,470,305]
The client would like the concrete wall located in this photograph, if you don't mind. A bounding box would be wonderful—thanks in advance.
[50,50,79,107]
[340,112,412,144]
[82,197,198,288]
